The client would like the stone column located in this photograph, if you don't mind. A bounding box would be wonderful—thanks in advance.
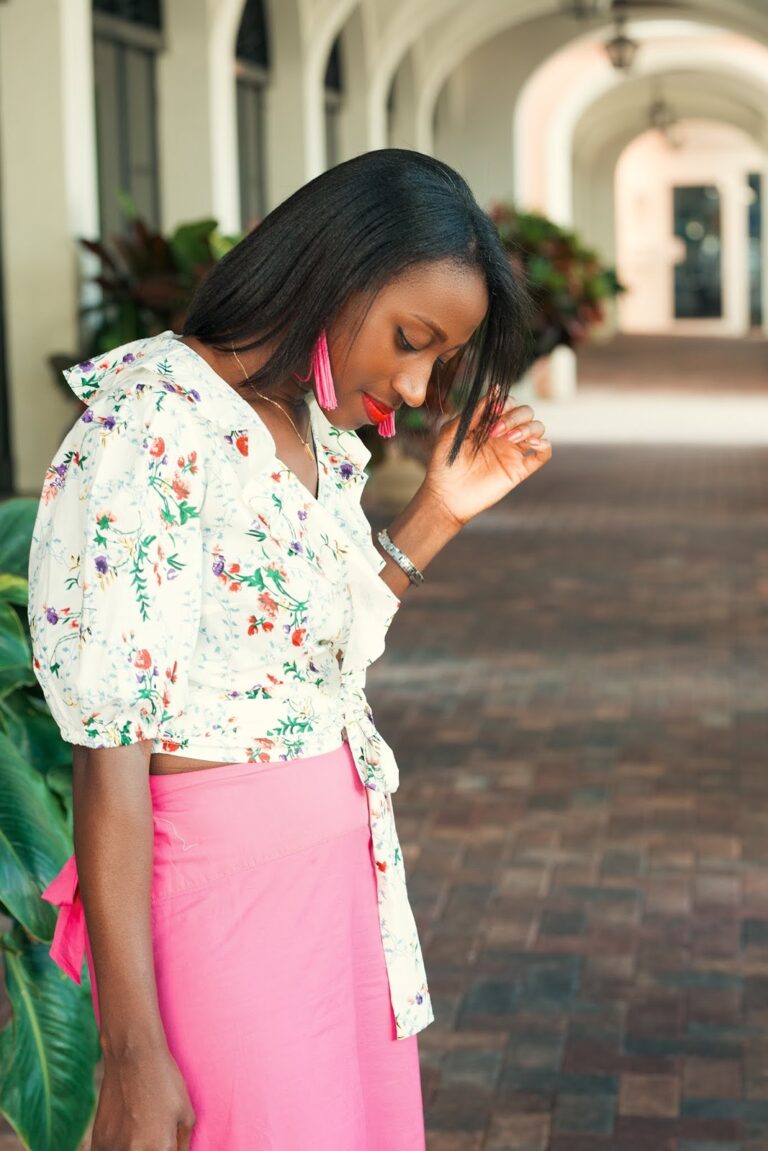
[0,0,92,493]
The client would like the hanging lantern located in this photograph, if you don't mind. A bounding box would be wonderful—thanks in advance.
[605,14,639,71]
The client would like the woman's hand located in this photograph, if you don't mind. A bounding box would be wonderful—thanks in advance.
[91,1043,196,1151]
[423,393,552,527]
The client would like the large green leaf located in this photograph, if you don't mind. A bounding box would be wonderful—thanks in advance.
[0,732,70,939]
[0,924,98,1151]
[0,573,29,606]
[0,692,72,780]
[0,500,39,579]
[170,218,218,276]
[0,600,35,698]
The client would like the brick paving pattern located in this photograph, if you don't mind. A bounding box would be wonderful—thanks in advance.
[364,438,768,1150]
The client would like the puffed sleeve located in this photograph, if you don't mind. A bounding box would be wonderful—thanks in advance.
[28,396,205,749]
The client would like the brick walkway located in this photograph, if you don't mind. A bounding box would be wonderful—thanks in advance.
[365,435,768,1150]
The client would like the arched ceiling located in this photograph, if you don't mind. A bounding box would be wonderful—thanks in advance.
[573,69,768,165]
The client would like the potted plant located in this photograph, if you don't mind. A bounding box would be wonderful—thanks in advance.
[50,200,242,404]
[489,202,625,358]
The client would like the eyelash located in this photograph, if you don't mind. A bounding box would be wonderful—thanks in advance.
[397,327,448,368]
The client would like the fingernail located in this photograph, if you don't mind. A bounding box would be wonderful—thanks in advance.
[489,422,506,438]
[508,429,524,442]
[527,437,542,447]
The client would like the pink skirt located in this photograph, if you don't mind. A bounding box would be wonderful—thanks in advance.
[41,740,425,1150]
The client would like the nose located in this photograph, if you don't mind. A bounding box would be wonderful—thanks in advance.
[391,368,431,409]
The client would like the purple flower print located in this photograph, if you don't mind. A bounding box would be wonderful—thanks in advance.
[166,569,178,581]
[122,353,135,363]
[55,463,68,478]
[339,461,355,480]
[212,556,225,576]
[102,416,116,430]
[163,382,175,393]
[94,556,109,574]
[297,509,308,521]
[78,360,94,372]
[80,408,94,423]
[136,382,145,392]
[416,993,424,1005]
[46,607,59,625]
[289,540,303,554]
[309,661,319,674]
[190,389,201,402]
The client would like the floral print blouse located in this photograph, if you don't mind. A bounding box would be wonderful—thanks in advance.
[28,330,434,1040]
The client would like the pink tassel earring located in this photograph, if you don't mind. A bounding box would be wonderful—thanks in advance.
[377,410,397,438]
[311,330,337,410]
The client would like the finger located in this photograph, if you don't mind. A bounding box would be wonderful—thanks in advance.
[491,419,546,443]
[524,437,552,456]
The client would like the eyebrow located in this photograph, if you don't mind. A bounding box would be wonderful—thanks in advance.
[410,313,447,342]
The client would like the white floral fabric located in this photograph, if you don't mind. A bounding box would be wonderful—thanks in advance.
[28,330,434,1040]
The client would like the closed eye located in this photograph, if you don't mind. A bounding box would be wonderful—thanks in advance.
[397,325,463,369]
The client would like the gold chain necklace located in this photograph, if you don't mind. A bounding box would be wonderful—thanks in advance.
[230,342,316,463]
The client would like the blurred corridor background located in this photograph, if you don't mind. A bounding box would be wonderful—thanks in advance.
[1,1,768,1148]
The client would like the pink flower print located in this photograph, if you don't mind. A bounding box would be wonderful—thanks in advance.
[166,661,178,684]
[235,434,249,457]
[291,628,306,647]
[271,472,281,482]
[162,740,181,751]
[172,476,190,500]
[258,592,278,618]
[375,860,387,873]
[134,649,152,670]
[177,451,198,474]
[149,437,165,458]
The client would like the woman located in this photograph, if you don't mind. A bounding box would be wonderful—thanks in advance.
[29,149,551,1151]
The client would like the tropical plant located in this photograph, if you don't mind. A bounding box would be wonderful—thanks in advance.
[489,202,625,358]
[51,198,243,403]
[0,498,99,1151]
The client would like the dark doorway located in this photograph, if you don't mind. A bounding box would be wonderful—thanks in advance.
[748,173,762,328]
[673,184,722,319]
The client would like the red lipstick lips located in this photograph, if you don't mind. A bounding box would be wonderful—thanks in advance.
[362,393,394,425]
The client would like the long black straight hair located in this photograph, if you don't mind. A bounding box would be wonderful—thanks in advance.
[183,149,533,463]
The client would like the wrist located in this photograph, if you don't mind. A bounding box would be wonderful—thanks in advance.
[409,482,466,537]
[99,1021,169,1060]
[382,485,463,576]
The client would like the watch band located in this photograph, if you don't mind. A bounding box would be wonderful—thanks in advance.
[376,528,425,586]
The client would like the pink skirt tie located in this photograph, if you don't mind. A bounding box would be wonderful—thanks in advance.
[41,853,86,984]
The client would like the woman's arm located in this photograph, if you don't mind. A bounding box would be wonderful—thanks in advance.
[374,397,550,597]
[373,483,462,598]
[72,743,197,1149]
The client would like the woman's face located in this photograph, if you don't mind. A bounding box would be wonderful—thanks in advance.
[325,259,489,431]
